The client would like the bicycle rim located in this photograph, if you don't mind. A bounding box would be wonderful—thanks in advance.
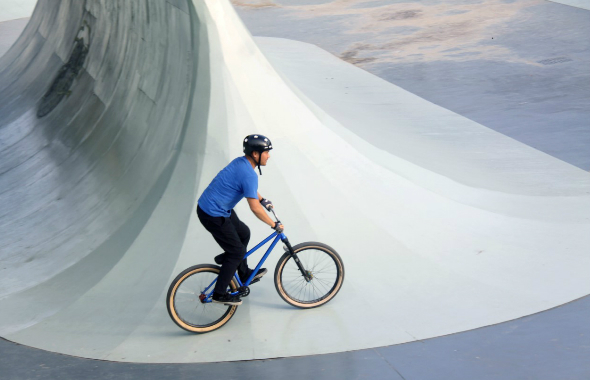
[170,268,236,331]
[279,247,341,305]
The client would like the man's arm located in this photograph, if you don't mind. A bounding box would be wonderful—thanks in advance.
[247,197,283,229]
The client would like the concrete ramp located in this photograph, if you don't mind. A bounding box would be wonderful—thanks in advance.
[1,0,589,363]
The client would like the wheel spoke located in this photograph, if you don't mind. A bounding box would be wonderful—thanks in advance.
[279,247,340,305]
[171,268,234,329]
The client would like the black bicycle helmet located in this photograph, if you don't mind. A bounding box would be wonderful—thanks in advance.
[243,134,273,175]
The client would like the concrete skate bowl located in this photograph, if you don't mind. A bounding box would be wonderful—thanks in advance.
[0,0,203,359]
[1,0,590,364]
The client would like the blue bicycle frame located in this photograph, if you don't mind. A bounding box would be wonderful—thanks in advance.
[201,231,287,302]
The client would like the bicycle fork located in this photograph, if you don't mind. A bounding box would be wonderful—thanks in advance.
[271,208,312,282]
[282,236,312,282]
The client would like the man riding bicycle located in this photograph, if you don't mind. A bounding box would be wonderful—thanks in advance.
[196,134,284,306]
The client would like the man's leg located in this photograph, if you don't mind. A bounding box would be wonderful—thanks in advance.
[197,207,247,296]
[229,210,250,278]
[229,210,268,282]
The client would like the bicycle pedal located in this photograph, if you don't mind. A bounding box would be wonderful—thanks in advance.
[250,278,260,285]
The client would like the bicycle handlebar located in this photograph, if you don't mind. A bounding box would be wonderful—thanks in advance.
[269,208,280,223]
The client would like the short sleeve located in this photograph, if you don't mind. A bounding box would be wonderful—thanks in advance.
[242,173,258,199]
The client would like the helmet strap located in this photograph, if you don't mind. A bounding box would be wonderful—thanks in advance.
[257,153,262,175]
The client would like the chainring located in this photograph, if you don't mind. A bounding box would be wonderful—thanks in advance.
[237,286,250,297]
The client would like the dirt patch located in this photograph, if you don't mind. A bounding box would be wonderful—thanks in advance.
[340,49,378,64]
[275,0,544,66]
[378,10,422,21]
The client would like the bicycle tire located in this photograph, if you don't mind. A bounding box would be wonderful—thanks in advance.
[166,264,239,333]
[274,242,344,308]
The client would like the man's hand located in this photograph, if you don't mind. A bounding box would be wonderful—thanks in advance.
[260,198,273,211]
[247,197,280,229]
[273,222,284,233]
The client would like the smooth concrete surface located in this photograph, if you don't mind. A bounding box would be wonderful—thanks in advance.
[1,0,590,365]
[3,293,590,379]
[256,36,588,197]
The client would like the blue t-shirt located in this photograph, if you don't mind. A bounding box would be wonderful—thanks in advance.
[198,156,258,217]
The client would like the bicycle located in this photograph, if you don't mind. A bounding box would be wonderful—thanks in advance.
[166,208,345,333]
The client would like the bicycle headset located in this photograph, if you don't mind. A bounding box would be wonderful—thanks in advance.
[243,134,273,175]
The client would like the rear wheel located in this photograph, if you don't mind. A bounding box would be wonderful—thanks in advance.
[166,264,239,333]
[274,242,344,308]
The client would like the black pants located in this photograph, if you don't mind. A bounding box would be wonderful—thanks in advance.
[197,205,250,295]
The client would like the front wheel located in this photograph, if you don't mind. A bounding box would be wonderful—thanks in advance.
[166,264,239,333]
[274,242,344,308]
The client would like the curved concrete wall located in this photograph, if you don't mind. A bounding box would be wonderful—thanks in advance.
[0,0,197,331]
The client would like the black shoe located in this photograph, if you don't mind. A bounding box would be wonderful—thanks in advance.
[240,268,268,283]
[212,292,242,306]
[253,268,268,280]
